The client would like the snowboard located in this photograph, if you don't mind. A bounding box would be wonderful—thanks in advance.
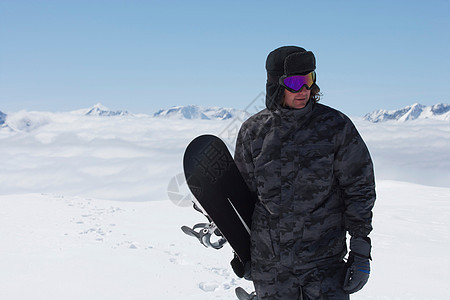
[182,134,257,264]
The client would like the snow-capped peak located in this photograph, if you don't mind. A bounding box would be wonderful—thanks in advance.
[85,103,130,117]
[0,110,6,126]
[364,103,450,122]
[153,105,249,121]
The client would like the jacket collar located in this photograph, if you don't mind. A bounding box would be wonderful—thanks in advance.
[275,99,314,119]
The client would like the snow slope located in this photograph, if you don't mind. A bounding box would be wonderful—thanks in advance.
[1,106,449,299]
[1,181,449,299]
[0,193,254,299]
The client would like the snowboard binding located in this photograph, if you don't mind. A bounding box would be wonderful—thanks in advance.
[181,202,227,249]
[181,222,227,249]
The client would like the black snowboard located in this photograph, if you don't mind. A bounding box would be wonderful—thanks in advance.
[183,134,257,263]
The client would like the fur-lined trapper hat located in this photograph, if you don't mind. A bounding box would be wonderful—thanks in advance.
[265,46,316,110]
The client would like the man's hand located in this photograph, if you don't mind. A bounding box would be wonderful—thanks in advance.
[343,237,371,294]
[231,254,252,280]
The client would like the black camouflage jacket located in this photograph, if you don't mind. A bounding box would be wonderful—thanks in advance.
[234,100,376,270]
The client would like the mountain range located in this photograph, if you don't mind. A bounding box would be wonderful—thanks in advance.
[1,103,449,131]
[83,103,130,116]
[153,105,249,120]
[155,103,450,122]
[363,103,450,122]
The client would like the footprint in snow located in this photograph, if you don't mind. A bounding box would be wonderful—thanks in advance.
[198,282,219,292]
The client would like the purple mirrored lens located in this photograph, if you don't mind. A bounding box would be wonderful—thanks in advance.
[282,73,314,91]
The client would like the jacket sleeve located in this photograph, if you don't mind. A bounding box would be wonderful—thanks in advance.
[334,116,376,238]
[234,124,257,194]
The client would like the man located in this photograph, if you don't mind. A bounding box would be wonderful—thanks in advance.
[234,46,376,299]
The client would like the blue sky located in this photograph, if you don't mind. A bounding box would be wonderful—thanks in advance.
[1,0,449,117]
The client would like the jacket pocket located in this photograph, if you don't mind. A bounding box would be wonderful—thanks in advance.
[296,143,335,185]
[295,212,346,262]
[302,212,343,241]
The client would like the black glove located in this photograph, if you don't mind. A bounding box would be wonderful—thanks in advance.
[230,254,252,280]
[343,237,371,294]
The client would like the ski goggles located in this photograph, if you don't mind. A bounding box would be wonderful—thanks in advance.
[279,71,316,93]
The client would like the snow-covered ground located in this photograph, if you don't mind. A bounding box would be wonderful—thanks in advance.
[1,108,449,299]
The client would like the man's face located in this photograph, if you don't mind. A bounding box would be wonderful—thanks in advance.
[282,86,311,109]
